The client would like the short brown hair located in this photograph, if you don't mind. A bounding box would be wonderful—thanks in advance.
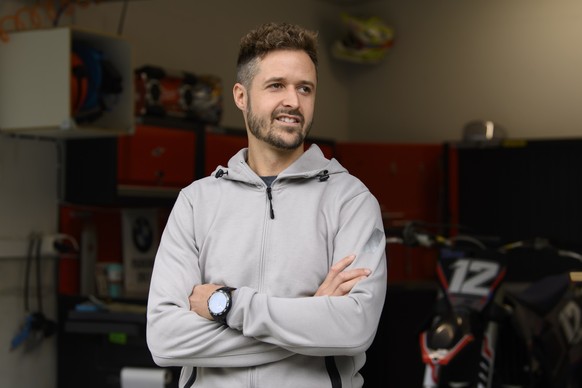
[236,22,319,87]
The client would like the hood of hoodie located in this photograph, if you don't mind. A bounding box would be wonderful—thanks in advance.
[210,144,347,185]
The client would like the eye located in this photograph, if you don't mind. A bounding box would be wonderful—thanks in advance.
[268,83,284,90]
[298,85,313,95]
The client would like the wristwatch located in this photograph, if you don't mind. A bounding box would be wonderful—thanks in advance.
[207,286,236,324]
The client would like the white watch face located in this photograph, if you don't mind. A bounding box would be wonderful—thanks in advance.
[208,291,228,314]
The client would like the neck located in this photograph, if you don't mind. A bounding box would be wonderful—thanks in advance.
[247,141,304,176]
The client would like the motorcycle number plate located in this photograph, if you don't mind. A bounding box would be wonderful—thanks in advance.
[438,249,506,311]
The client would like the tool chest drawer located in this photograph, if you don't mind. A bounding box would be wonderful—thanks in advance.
[117,124,195,188]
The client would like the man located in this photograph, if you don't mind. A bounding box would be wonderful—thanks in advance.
[146,22,387,388]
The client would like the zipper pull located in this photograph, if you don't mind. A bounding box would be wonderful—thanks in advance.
[266,187,275,219]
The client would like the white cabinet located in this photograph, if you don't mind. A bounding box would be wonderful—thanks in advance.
[0,27,133,138]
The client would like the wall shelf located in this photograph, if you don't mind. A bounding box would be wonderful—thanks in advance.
[0,27,133,138]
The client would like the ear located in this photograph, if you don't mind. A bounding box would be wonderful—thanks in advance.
[233,83,247,111]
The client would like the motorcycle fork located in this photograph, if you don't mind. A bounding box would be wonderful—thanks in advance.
[477,321,499,388]
[421,320,499,388]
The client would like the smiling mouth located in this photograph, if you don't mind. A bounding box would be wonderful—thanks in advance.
[273,108,303,125]
[275,115,301,126]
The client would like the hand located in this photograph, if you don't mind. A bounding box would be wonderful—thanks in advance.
[315,255,371,296]
[189,283,222,320]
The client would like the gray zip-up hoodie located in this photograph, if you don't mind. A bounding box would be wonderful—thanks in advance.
[146,144,388,388]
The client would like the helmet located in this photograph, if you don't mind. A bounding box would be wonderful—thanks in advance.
[332,13,395,64]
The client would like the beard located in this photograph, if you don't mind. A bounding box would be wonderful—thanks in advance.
[246,101,312,150]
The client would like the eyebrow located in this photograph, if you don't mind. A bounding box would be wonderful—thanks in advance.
[264,76,316,89]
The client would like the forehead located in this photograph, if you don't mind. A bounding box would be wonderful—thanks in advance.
[254,49,317,85]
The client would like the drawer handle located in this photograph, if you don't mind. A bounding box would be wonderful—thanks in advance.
[151,147,166,157]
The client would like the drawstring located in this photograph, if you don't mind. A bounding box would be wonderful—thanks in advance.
[215,169,228,178]
[266,187,275,219]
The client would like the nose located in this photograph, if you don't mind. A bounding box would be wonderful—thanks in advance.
[282,88,300,108]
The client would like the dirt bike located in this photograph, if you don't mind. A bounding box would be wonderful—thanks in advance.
[387,221,582,388]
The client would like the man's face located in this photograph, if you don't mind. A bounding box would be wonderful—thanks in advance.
[236,50,317,150]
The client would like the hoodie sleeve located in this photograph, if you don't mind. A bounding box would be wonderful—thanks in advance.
[146,191,294,367]
[227,187,388,357]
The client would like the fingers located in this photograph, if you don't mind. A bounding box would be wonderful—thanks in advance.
[330,269,371,296]
[317,255,355,292]
[330,254,357,274]
[189,284,221,319]
[315,255,371,297]
[333,275,369,296]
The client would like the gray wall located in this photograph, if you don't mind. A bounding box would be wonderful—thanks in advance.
[344,0,582,143]
[0,136,59,388]
[1,0,582,387]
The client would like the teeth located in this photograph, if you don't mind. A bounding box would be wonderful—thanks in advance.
[279,117,297,123]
